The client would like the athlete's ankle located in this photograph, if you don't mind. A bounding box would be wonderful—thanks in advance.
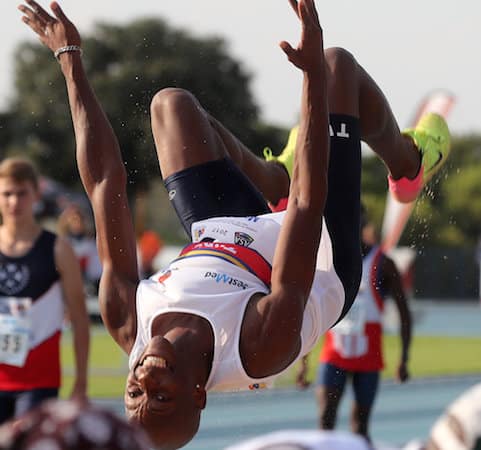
[389,135,421,181]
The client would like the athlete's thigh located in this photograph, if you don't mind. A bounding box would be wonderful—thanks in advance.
[151,88,264,182]
[150,88,229,178]
[351,370,380,408]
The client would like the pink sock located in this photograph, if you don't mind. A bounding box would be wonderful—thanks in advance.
[388,166,424,203]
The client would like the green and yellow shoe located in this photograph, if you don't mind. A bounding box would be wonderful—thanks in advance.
[390,113,451,203]
[404,112,451,186]
[263,125,299,179]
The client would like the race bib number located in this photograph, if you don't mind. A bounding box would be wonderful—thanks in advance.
[0,297,31,367]
[331,302,368,358]
[333,302,366,335]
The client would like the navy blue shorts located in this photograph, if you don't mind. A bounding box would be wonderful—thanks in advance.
[164,157,270,237]
[0,387,59,424]
[317,362,380,408]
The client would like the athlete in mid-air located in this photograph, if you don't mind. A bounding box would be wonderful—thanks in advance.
[19,0,450,448]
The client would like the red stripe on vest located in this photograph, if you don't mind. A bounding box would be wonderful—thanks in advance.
[179,242,272,287]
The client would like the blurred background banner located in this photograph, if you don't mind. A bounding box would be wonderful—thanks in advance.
[381,90,456,253]
[380,91,461,298]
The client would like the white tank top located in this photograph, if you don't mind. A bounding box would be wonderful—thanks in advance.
[129,212,344,391]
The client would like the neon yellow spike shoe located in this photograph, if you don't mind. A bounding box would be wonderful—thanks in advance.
[388,113,451,203]
[263,125,299,179]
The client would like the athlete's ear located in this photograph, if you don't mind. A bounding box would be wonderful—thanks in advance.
[194,384,207,410]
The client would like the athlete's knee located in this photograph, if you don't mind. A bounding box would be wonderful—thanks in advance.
[150,88,202,124]
[325,47,361,115]
[325,47,359,81]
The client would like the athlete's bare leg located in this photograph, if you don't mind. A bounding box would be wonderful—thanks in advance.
[150,88,289,206]
[324,47,420,180]
[316,385,342,430]
[351,402,374,441]
[150,48,418,203]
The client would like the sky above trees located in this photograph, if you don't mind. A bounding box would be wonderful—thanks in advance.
[1,0,480,135]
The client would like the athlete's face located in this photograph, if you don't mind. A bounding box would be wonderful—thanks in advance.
[125,336,179,413]
[124,336,205,449]
[0,178,39,222]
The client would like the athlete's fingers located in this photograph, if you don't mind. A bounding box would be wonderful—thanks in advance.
[308,0,321,26]
[25,0,53,24]
[301,0,322,32]
[299,0,317,30]
[287,0,300,18]
[19,12,45,37]
[18,4,48,28]
[280,40,302,69]
[299,0,323,48]
[50,1,69,25]
[279,40,296,59]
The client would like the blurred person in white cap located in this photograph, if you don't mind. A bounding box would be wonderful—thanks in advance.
[225,383,481,450]
[402,382,481,450]
[224,430,370,450]
[423,382,481,450]
[0,398,152,450]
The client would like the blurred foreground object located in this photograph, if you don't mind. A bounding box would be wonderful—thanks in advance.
[426,382,481,450]
[0,399,152,450]
[224,429,369,450]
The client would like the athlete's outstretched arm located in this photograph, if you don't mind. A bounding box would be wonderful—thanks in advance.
[246,0,329,375]
[19,0,139,352]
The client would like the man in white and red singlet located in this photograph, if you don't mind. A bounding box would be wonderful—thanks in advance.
[298,220,412,443]
[20,0,446,448]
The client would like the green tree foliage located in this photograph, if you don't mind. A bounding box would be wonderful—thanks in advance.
[6,17,286,192]
[439,135,481,246]
[2,16,480,249]
[0,112,14,153]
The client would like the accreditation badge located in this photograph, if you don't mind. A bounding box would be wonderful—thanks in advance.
[0,297,32,367]
[331,299,368,358]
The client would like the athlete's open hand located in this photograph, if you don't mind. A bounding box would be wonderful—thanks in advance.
[295,356,311,390]
[18,1,80,56]
[281,0,324,72]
